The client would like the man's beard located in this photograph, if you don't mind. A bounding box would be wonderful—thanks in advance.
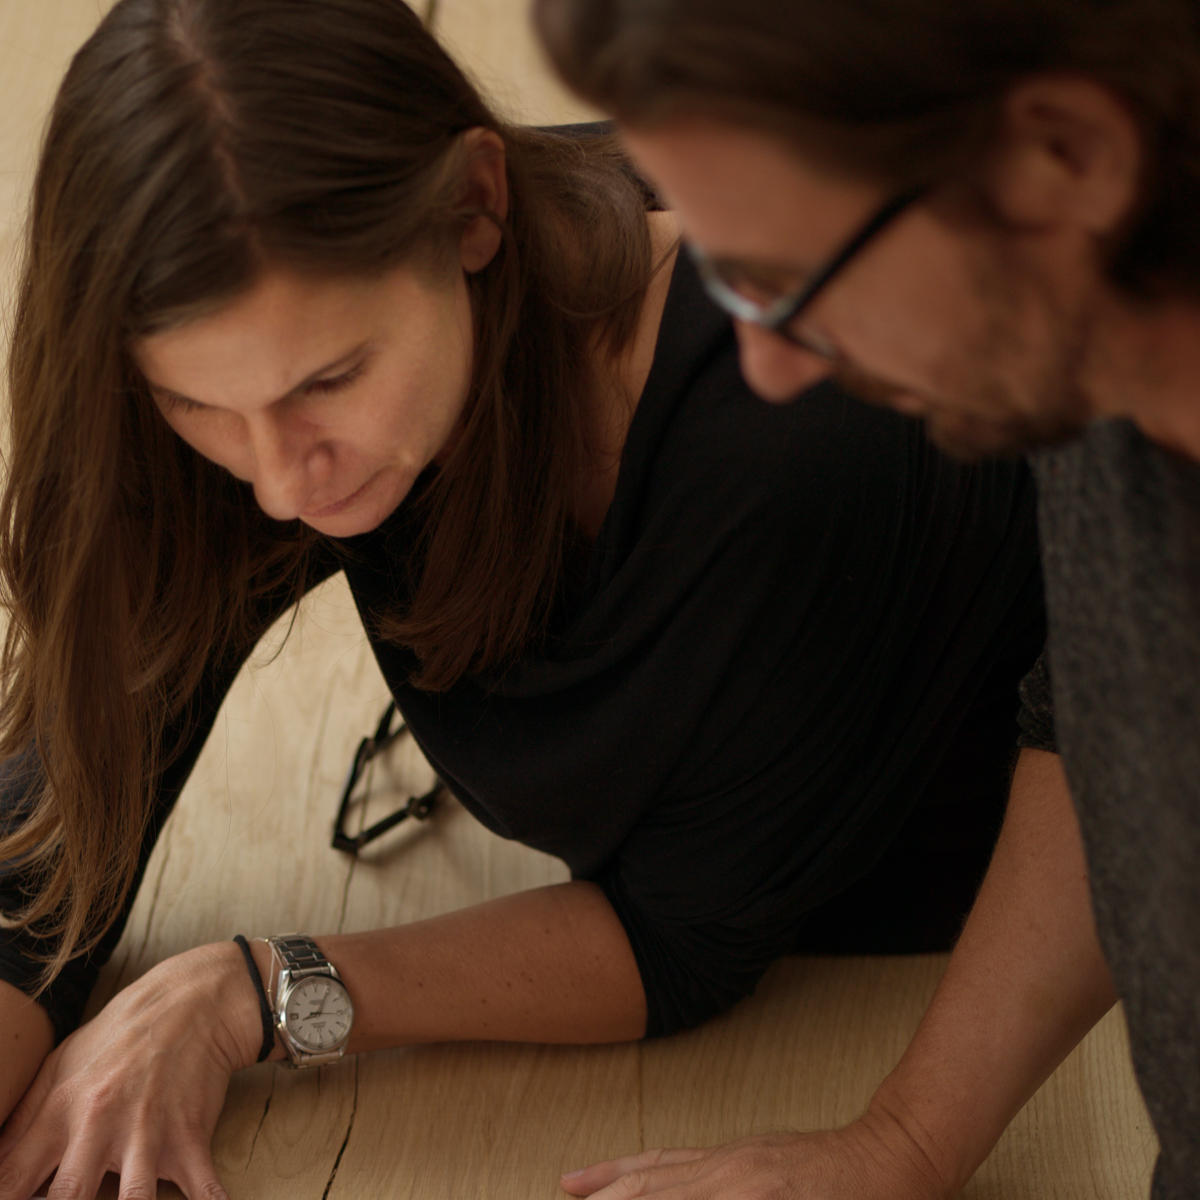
[833,356,1093,461]
[829,244,1097,462]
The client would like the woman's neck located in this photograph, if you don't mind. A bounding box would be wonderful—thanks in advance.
[574,210,681,539]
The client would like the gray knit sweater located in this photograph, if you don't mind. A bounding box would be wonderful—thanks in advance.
[1017,419,1200,1199]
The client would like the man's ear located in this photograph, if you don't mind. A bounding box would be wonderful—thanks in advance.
[458,127,509,274]
[984,75,1142,236]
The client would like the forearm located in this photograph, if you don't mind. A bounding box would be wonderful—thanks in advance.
[867,749,1116,1193]
[0,979,54,1125]
[250,879,647,1054]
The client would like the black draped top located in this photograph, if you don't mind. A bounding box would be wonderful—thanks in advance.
[1,253,1044,1041]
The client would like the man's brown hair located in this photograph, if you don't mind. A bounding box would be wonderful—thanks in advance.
[535,0,1200,299]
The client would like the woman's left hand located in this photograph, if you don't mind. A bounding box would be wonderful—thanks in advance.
[0,942,264,1200]
[557,1118,951,1200]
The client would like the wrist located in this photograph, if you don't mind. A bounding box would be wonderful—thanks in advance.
[246,939,287,1062]
[852,1091,958,1200]
[178,941,279,1071]
[258,933,355,1067]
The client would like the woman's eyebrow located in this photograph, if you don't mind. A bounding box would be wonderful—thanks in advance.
[147,342,374,411]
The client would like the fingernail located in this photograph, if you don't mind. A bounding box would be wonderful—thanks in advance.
[561,1169,585,1180]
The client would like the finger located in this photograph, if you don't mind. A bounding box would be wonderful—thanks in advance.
[0,1057,59,1158]
[171,1146,229,1200]
[117,1144,161,1200]
[0,1126,66,1200]
[591,1179,717,1200]
[560,1149,707,1196]
[45,1146,108,1200]
[587,1163,716,1200]
[0,1096,39,1162]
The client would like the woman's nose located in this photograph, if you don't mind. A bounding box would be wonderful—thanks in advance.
[246,416,331,522]
[735,322,832,403]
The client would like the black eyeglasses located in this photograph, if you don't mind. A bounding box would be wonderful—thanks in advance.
[689,184,927,358]
[332,701,443,855]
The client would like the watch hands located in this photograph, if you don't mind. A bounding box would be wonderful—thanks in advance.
[305,984,333,1019]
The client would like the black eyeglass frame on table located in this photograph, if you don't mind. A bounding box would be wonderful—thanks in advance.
[332,701,443,855]
[688,184,928,357]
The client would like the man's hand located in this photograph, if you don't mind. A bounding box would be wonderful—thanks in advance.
[559,751,1116,1200]
[558,1117,951,1200]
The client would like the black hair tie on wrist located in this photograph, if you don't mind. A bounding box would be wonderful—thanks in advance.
[233,934,276,1064]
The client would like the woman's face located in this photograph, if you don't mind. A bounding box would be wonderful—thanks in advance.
[136,260,475,538]
[135,128,508,538]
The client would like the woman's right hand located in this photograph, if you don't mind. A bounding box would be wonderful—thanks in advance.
[0,942,265,1200]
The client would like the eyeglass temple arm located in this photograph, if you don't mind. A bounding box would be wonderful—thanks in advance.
[772,183,929,333]
[332,701,443,854]
[371,700,398,746]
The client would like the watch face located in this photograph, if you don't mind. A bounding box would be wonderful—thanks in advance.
[282,977,353,1053]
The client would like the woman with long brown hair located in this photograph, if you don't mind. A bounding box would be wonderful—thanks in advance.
[0,0,1045,1197]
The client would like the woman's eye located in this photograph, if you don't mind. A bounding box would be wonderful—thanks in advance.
[153,355,368,415]
[159,392,207,415]
[304,360,367,397]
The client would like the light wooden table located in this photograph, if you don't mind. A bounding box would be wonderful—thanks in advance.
[1,3,1159,1197]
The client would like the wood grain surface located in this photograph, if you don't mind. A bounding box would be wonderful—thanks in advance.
[1,1,1159,1197]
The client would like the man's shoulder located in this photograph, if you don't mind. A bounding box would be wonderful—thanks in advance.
[1030,417,1200,748]
[1030,418,1200,558]
[1030,417,1200,501]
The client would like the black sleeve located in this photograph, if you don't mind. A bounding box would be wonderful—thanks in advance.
[597,871,799,1037]
[0,550,342,1044]
[1016,650,1058,754]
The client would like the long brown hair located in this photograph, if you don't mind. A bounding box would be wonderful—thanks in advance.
[0,0,653,985]
[535,0,1200,300]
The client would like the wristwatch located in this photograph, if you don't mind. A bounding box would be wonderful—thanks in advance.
[264,933,355,1068]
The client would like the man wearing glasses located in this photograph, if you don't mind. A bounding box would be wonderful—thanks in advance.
[534,0,1200,1198]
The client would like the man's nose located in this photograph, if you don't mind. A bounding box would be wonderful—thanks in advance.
[247,416,330,522]
[735,322,832,403]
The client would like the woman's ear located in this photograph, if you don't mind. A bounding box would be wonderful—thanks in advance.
[459,127,509,274]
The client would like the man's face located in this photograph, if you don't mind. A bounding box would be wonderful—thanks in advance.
[624,120,1098,459]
